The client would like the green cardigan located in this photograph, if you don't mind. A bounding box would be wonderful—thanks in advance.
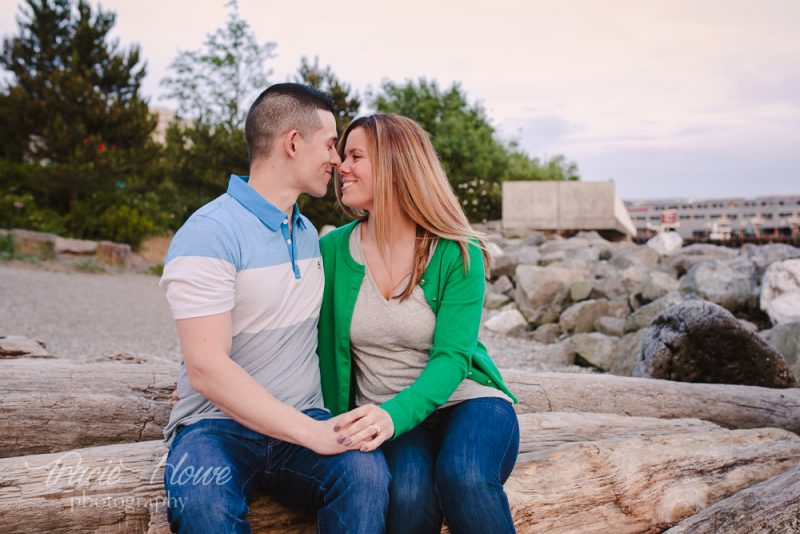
[317,221,517,438]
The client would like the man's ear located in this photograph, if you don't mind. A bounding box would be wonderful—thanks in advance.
[282,129,300,159]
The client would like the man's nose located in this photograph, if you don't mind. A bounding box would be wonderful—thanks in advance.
[331,151,342,166]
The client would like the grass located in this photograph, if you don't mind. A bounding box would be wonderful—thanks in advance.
[74,258,106,273]
[148,262,164,276]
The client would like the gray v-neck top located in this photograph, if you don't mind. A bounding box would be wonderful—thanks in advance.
[349,225,511,409]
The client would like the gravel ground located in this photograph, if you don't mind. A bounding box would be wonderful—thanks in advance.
[0,263,181,360]
[1,261,588,372]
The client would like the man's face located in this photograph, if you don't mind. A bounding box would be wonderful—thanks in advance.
[295,110,340,198]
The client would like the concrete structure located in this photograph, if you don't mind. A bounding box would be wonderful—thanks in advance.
[625,195,800,240]
[502,181,636,238]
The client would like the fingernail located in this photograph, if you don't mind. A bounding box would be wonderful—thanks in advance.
[337,436,344,444]
[333,425,340,431]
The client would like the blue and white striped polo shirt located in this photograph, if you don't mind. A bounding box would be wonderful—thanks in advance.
[159,174,326,443]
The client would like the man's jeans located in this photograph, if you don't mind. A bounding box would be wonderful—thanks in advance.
[164,408,390,534]
[381,397,520,534]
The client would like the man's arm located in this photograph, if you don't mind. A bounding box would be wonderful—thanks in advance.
[176,311,348,455]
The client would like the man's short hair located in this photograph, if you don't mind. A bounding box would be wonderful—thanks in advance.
[245,83,336,164]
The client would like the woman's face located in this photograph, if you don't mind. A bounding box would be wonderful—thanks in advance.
[339,127,375,211]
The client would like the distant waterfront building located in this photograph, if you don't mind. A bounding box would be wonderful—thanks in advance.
[625,195,800,240]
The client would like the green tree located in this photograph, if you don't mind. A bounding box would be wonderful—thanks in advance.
[293,56,362,227]
[161,0,275,130]
[372,79,579,221]
[0,0,161,244]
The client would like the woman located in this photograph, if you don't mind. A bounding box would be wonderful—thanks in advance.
[317,113,520,533]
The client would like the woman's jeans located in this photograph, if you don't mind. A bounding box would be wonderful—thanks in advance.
[164,408,390,534]
[381,397,520,534]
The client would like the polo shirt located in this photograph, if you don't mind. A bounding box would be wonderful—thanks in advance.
[159,174,326,444]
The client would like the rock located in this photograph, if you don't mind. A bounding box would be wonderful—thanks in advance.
[53,236,97,255]
[491,275,513,295]
[594,316,625,337]
[737,319,759,333]
[492,254,518,279]
[760,322,800,378]
[10,229,55,259]
[532,323,561,344]
[95,241,132,269]
[765,293,800,325]
[624,291,686,333]
[522,232,546,247]
[646,232,683,256]
[571,333,619,370]
[0,335,53,359]
[609,329,647,376]
[484,309,528,335]
[539,238,590,256]
[679,258,757,313]
[485,291,511,309]
[742,243,800,277]
[560,299,615,334]
[540,251,567,266]
[568,280,593,302]
[486,241,505,259]
[529,339,577,365]
[610,246,659,269]
[572,247,600,263]
[634,300,797,387]
[639,271,680,303]
[666,243,737,276]
[508,246,540,265]
[515,265,587,310]
[760,259,800,324]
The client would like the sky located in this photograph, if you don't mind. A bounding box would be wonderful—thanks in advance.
[1,0,799,201]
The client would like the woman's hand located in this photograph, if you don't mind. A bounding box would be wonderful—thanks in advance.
[302,415,355,456]
[333,404,395,452]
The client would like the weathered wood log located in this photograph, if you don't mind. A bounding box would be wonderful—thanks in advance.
[2,417,798,533]
[4,358,800,458]
[665,463,800,533]
[0,356,177,457]
[505,370,800,433]
[504,428,800,533]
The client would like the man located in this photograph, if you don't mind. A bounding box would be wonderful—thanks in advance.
[159,83,390,533]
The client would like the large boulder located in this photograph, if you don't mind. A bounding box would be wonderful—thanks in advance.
[760,322,800,378]
[54,236,97,255]
[624,291,687,333]
[760,258,800,325]
[515,265,587,311]
[665,243,737,276]
[633,300,797,387]
[678,258,758,313]
[609,246,660,270]
[571,333,619,370]
[96,241,132,269]
[608,329,646,376]
[631,270,680,308]
[742,243,800,277]
[484,309,527,335]
[10,229,55,259]
[646,232,683,256]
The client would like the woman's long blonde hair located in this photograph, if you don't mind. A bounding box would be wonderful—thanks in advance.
[335,113,491,300]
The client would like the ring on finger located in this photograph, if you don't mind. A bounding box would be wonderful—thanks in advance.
[372,423,381,435]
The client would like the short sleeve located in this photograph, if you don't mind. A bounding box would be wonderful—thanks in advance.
[159,215,238,320]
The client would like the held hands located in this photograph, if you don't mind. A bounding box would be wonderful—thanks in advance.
[333,404,394,452]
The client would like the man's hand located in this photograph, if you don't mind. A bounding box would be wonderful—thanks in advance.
[333,405,394,452]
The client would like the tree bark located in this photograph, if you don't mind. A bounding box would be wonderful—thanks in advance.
[1,420,798,533]
[664,463,800,534]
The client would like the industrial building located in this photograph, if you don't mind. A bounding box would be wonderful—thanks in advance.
[625,195,800,240]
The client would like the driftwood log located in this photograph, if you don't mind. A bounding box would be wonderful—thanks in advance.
[1,414,799,533]
[0,355,176,457]
[665,463,800,533]
[4,356,800,457]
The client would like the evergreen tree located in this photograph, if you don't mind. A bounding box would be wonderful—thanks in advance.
[0,0,158,221]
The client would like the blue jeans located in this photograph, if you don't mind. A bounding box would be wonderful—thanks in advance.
[164,408,390,534]
[381,397,520,534]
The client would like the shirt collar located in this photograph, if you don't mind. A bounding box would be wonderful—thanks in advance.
[227,174,306,231]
